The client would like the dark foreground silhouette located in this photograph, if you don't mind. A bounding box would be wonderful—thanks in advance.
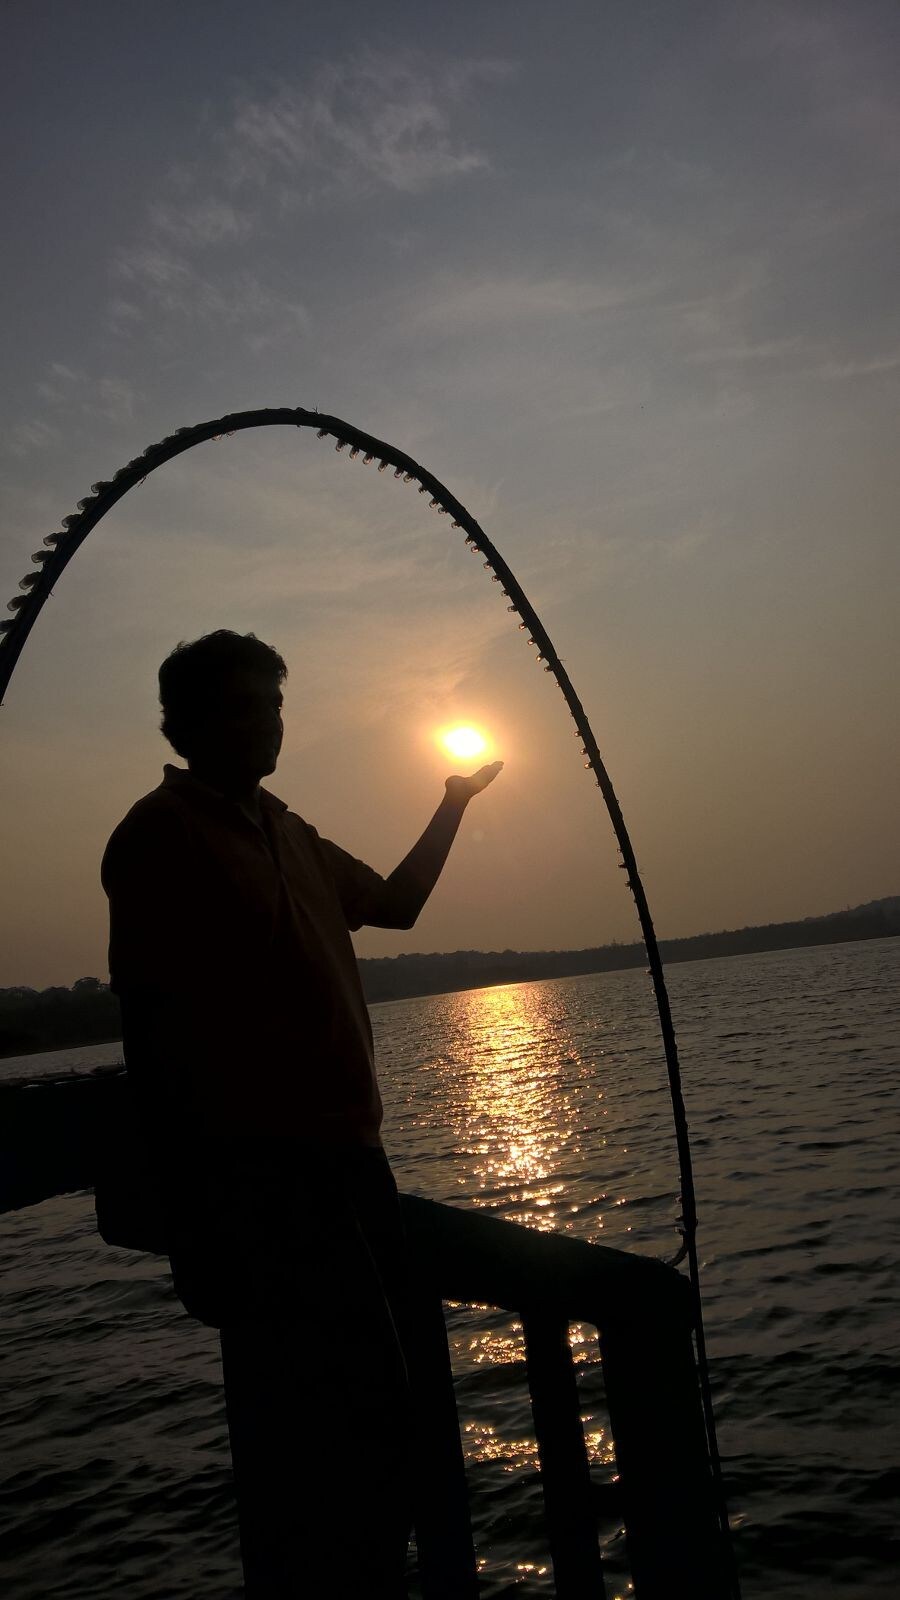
[99,629,501,1598]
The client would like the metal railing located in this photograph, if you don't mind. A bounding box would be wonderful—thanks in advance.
[1,1064,730,1597]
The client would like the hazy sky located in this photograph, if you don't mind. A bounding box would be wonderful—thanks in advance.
[2,0,898,988]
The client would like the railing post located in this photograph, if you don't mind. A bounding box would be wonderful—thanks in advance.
[403,1287,480,1600]
[1,1106,732,1599]
[522,1311,607,1599]
[599,1316,728,1599]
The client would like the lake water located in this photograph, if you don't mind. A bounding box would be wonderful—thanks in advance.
[1,938,898,1598]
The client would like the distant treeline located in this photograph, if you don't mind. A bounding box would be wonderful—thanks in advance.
[357,898,900,1003]
[2,898,897,1058]
[0,976,120,1060]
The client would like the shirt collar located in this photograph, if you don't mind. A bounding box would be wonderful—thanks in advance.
[162,763,288,814]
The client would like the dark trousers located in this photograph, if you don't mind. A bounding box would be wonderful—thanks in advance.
[170,1142,414,1598]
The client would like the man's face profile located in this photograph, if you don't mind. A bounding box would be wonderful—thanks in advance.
[190,667,284,782]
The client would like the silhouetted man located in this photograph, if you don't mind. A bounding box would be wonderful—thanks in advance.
[100,629,502,1599]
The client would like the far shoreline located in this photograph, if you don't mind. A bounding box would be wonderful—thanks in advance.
[1,908,896,1060]
[364,926,899,1009]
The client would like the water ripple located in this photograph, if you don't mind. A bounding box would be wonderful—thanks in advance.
[1,937,897,1597]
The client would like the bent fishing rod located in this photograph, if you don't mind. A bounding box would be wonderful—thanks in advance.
[1,407,740,1596]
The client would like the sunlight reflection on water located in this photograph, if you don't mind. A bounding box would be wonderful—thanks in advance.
[1,939,898,1598]
[442,983,580,1227]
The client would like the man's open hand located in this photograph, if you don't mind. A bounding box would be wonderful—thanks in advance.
[445,760,504,806]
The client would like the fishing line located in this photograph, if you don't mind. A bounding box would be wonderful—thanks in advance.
[1,407,741,1596]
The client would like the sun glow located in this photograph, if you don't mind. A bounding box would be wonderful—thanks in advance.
[438,724,489,761]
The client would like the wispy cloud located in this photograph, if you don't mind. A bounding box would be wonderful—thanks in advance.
[113,245,192,300]
[813,351,900,380]
[95,377,137,419]
[106,50,511,344]
[741,5,900,168]
[688,337,805,365]
[30,364,138,422]
[409,271,654,332]
[147,197,251,247]
[110,245,309,344]
[6,366,139,454]
[228,54,512,200]
[35,363,81,404]
[7,419,59,456]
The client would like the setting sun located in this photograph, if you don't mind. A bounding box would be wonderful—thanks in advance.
[438,725,489,761]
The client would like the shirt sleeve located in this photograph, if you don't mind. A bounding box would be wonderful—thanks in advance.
[101,801,198,996]
[313,834,388,932]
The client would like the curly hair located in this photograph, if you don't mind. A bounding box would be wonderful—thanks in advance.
[158,630,287,759]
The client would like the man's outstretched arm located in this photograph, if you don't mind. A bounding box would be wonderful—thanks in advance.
[368,761,503,929]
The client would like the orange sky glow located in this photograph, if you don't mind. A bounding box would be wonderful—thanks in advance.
[1,4,897,988]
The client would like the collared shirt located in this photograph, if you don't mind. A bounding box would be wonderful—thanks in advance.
[101,764,387,1147]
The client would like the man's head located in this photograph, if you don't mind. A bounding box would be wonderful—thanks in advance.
[159,630,287,783]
